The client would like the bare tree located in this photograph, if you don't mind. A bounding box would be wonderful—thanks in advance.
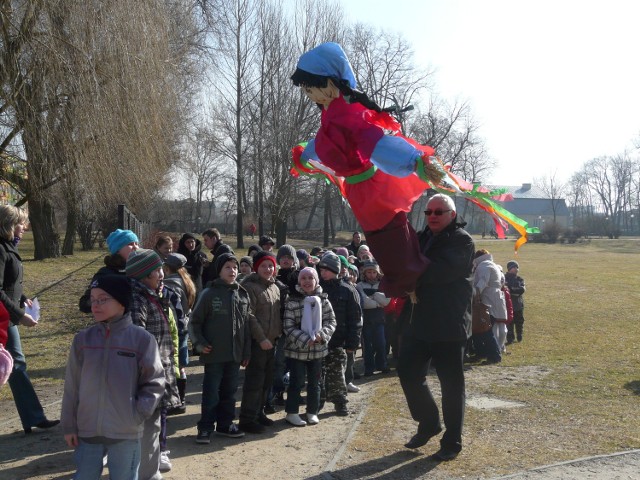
[535,170,566,224]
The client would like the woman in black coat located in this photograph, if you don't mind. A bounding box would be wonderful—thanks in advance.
[0,205,59,433]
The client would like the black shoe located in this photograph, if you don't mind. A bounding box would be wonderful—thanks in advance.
[404,426,442,449]
[263,403,276,415]
[363,371,374,377]
[167,403,187,416]
[25,419,60,434]
[517,335,523,342]
[334,403,349,416]
[196,430,212,444]
[273,392,285,406]
[481,358,502,365]
[257,415,274,427]
[380,368,391,374]
[353,372,361,380]
[434,447,459,461]
[238,421,266,434]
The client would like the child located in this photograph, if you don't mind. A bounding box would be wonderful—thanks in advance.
[189,253,251,443]
[505,261,526,343]
[163,253,197,411]
[61,275,164,480]
[127,249,182,476]
[356,261,391,376]
[238,252,280,434]
[317,252,362,416]
[282,267,336,427]
[237,256,253,282]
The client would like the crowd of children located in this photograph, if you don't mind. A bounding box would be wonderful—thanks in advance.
[61,227,526,479]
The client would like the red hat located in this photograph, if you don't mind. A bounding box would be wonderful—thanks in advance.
[253,251,277,272]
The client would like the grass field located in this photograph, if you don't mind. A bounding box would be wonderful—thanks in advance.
[2,233,639,477]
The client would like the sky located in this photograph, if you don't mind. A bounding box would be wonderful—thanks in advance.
[340,0,640,185]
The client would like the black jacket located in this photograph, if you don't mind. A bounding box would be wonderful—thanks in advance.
[177,237,207,293]
[202,240,233,286]
[401,221,475,342]
[320,277,362,350]
[0,238,27,324]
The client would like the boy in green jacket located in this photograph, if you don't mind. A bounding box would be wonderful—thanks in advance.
[189,253,251,444]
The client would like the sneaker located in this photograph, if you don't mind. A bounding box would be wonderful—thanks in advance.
[263,403,276,415]
[347,383,360,393]
[363,371,374,377]
[196,430,211,444]
[285,413,307,427]
[167,403,187,416]
[238,421,265,434]
[216,423,245,438]
[306,413,319,425]
[159,450,172,472]
[257,415,274,427]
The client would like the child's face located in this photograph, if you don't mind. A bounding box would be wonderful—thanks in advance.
[184,239,196,251]
[279,255,294,270]
[319,267,337,282]
[219,260,238,284]
[90,288,125,322]
[240,262,253,275]
[364,269,378,283]
[348,271,358,284]
[118,242,138,260]
[142,267,164,291]
[156,241,172,259]
[257,260,274,281]
[509,267,518,274]
[299,271,317,294]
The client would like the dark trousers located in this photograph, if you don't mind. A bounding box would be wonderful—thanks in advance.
[397,336,466,453]
[507,310,525,341]
[6,324,47,429]
[472,316,502,361]
[286,358,322,415]
[362,321,387,374]
[197,361,240,431]
[240,343,275,423]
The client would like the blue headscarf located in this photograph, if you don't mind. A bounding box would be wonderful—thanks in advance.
[296,42,357,89]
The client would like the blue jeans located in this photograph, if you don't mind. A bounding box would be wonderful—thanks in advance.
[178,332,189,368]
[362,321,387,374]
[286,358,322,415]
[6,324,47,429]
[198,361,240,431]
[74,438,140,480]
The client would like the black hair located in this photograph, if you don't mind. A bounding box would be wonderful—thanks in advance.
[291,68,382,112]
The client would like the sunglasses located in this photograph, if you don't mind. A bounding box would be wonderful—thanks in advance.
[424,209,451,216]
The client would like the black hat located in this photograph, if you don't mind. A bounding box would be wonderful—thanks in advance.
[259,235,275,247]
[91,275,132,311]
[507,260,519,271]
[214,252,239,277]
[164,253,187,270]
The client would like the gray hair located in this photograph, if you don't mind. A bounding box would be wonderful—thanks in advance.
[0,205,28,241]
[427,194,456,212]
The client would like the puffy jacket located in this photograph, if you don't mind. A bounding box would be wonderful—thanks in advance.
[320,278,362,350]
[356,280,390,325]
[283,286,336,361]
[473,254,507,320]
[60,313,165,440]
[240,272,281,343]
[189,279,251,364]
[505,272,525,311]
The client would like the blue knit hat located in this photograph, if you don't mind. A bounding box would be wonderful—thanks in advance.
[126,249,163,280]
[106,229,139,255]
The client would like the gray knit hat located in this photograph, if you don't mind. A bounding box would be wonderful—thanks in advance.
[318,251,341,274]
[276,244,298,267]
[507,260,519,271]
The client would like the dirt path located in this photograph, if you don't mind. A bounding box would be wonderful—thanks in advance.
[2,363,638,480]
[0,363,374,480]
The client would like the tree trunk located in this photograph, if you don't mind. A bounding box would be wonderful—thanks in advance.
[29,196,61,260]
[62,203,76,256]
[323,183,330,247]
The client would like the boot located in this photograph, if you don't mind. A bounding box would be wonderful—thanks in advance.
[177,378,187,404]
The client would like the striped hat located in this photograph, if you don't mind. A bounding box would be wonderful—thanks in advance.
[125,249,163,280]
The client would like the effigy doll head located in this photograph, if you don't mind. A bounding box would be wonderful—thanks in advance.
[291,42,357,108]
